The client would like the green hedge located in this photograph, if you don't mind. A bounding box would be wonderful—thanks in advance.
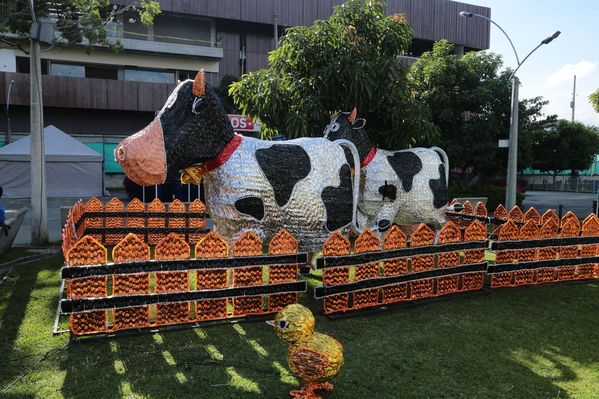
[448,180,524,212]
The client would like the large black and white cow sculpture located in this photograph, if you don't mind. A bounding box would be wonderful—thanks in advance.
[323,110,450,232]
[115,71,362,250]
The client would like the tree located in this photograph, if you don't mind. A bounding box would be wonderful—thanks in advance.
[532,120,599,181]
[0,1,160,51]
[409,40,557,179]
[590,89,599,113]
[0,0,159,244]
[230,0,436,148]
[215,75,240,114]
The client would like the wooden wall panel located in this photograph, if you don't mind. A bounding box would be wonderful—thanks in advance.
[0,72,176,112]
[153,0,489,49]
[106,80,139,111]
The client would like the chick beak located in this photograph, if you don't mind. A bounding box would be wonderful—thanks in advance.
[266,319,275,327]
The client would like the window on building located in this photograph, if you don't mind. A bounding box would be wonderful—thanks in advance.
[50,63,85,77]
[123,68,175,83]
[16,57,48,74]
[86,65,118,80]
[153,14,213,46]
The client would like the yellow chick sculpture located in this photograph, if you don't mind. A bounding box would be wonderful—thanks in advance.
[274,304,344,399]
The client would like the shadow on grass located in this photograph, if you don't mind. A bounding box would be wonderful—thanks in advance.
[2,254,599,398]
[58,282,599,399]
[60,320,297,398]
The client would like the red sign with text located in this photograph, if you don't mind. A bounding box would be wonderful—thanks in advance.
[228,115,260,132]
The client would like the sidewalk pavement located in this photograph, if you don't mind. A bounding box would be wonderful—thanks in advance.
[521,190,597,218]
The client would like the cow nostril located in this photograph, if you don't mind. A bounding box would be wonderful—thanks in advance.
[116,146,126,161]
[377,219,391,232]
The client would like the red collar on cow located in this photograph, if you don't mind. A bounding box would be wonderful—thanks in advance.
[180,134,243,184]
[360,147,377,168]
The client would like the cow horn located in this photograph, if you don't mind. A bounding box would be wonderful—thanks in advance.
[348,107,357,123]
[192,69,206,97]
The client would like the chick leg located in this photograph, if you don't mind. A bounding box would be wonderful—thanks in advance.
[289,381,334,399]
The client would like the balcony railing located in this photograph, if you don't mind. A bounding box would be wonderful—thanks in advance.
[0,72,176,112]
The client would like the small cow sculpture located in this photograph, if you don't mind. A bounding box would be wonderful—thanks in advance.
[324,110,450,232]
[115,71,362,250]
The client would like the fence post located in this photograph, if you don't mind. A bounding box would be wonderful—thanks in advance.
[558,204,563,220]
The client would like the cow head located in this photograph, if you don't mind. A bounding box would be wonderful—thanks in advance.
[115,70,235,186]
[323,108,372,166]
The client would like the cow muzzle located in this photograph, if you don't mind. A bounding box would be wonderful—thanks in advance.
[115,118,167,186]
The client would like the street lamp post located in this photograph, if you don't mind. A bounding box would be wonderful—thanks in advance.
[459,11,560,209]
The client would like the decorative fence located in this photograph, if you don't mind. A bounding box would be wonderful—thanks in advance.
[58,198,599,333]
[314,222,488,314]
[59,197,307,335]
[315,201,599,316]
[62,197,209,256]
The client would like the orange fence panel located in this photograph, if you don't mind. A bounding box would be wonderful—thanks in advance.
[232,231,264,316]
[155,233,191,325]
[112,233,151,330]
[580,215,599,279]
[195,232,228,321]
[435,222,460,296]
[66,235,108,335]
[105,198,125,245]
[558,216,580,281]
[188,199,206,244]
[322,231,351,314]
[353,229,381,309]
[491,220,519,288]
[85,197,104,243]
[126,198,145,241]
[147,198,165,245]
[381,226,409,304]
[514,220,538,286]
[267,229,300,313]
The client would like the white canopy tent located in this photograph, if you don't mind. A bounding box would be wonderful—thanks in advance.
[0,125,103,198]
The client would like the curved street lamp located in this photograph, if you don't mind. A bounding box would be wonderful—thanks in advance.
[460,11,560,209]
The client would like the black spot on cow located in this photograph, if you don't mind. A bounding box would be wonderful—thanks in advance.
[429,164,448,209]
[378,182,397,201]
[387,152,423,192]
[321,164,353,231]
[256,144,311,207]
[235,196,265,221]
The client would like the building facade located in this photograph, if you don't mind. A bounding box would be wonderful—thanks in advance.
[0,0,490,175]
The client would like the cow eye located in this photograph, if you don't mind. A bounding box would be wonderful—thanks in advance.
[278,320,289,329]
[331,122,340,132]
[191,97,203,114]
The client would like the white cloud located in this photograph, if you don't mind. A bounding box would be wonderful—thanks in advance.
[545,60,597,87]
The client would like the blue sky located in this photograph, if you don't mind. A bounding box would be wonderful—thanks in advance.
[465,0,599,126]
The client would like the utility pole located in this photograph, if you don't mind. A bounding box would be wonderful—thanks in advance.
[5,80,15,145]
[506,76,520,210]
[570,75,576,122]
[273,14,279,49]
[29,0,48,244]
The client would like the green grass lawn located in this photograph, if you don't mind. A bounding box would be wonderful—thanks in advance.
[1,255,598,398]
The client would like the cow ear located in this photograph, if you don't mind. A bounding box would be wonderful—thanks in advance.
[352,118,366,129]
[348,107,357,123]
[192,70,206,97]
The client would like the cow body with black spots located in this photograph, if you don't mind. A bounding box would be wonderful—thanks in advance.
[115,71,361,250]
[324,111,450,232]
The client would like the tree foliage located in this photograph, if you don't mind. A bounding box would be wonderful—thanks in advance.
[0,0,160,53]
[409,40,557,178]
[590,89,599,113]
[532,120,599,176]
[230,0,436,148]
[215,74,240,114]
